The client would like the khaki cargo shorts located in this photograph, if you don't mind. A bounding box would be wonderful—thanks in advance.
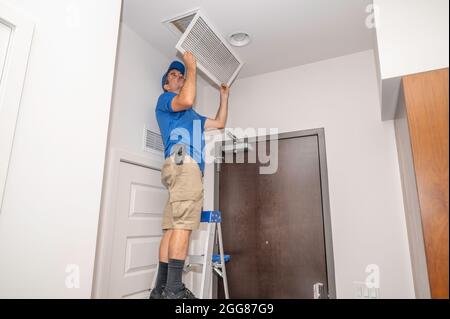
[161,154,204,231]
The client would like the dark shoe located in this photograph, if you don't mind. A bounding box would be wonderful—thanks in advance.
[162,285,197,299]
[149,287,164,299]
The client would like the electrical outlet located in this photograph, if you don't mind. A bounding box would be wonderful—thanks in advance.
[353,281,380,299]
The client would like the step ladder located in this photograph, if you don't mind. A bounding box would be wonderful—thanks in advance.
[185,210,230,299]
[150,210,230,299]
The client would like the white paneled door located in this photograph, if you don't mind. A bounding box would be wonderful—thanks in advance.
[108,161,167,298]
[0,23,12,79]
[0,3,34,211]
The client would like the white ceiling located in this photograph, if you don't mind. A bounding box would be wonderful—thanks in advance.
[122,0,375,79]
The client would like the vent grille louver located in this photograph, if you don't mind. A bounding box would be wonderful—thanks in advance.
[144,128,164,153]
[175,11,243,87]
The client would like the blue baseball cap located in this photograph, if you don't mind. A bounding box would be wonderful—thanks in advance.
[161,61,185,91]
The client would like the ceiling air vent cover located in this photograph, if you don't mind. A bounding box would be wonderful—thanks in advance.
[175,11,244,87]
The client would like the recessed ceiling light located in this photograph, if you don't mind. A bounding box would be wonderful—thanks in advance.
[228,32,251,47]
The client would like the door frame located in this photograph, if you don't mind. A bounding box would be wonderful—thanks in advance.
[213,127,336,299]
[0,2,34,212]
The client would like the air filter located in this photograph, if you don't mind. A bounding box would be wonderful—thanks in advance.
[169,10,244,87]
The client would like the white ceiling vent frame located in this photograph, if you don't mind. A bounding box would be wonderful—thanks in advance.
[162,8,200,37]
[173,10,244,87]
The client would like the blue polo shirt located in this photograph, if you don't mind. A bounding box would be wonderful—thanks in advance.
[155,92,207,172]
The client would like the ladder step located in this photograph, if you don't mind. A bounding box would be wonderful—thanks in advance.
[212,254,230,263]
[201,210,222,223]
[187,254,231,265]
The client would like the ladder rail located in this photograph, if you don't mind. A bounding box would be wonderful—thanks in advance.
[199,222,215,298]
[217,222,229,299]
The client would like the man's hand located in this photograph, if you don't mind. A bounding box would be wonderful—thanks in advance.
[183,51,196,70]
[205,83,230,130]
[220,84,230,99]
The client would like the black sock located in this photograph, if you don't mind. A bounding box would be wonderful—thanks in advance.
[154,262,168,291]
[166,259,185,293]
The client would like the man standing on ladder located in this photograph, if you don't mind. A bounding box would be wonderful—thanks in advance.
[150,51,230,299]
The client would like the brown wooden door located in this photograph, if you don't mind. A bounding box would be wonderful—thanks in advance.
[218,135,329,298]
[402,68,449,298]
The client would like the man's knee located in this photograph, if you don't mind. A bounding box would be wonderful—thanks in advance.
[163,229,173,237]
[172,228,192,238]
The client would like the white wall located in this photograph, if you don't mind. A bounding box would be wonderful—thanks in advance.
[108,23,169,156]
[373,0,449,121]
[374,0,449,79]
[0,0,121,298]
[199,50,415,298]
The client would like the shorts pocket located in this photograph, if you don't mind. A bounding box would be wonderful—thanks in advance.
[161,159,176,189]
[169,162,203,203]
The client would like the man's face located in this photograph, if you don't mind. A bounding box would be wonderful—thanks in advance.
[164,69,185,93]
